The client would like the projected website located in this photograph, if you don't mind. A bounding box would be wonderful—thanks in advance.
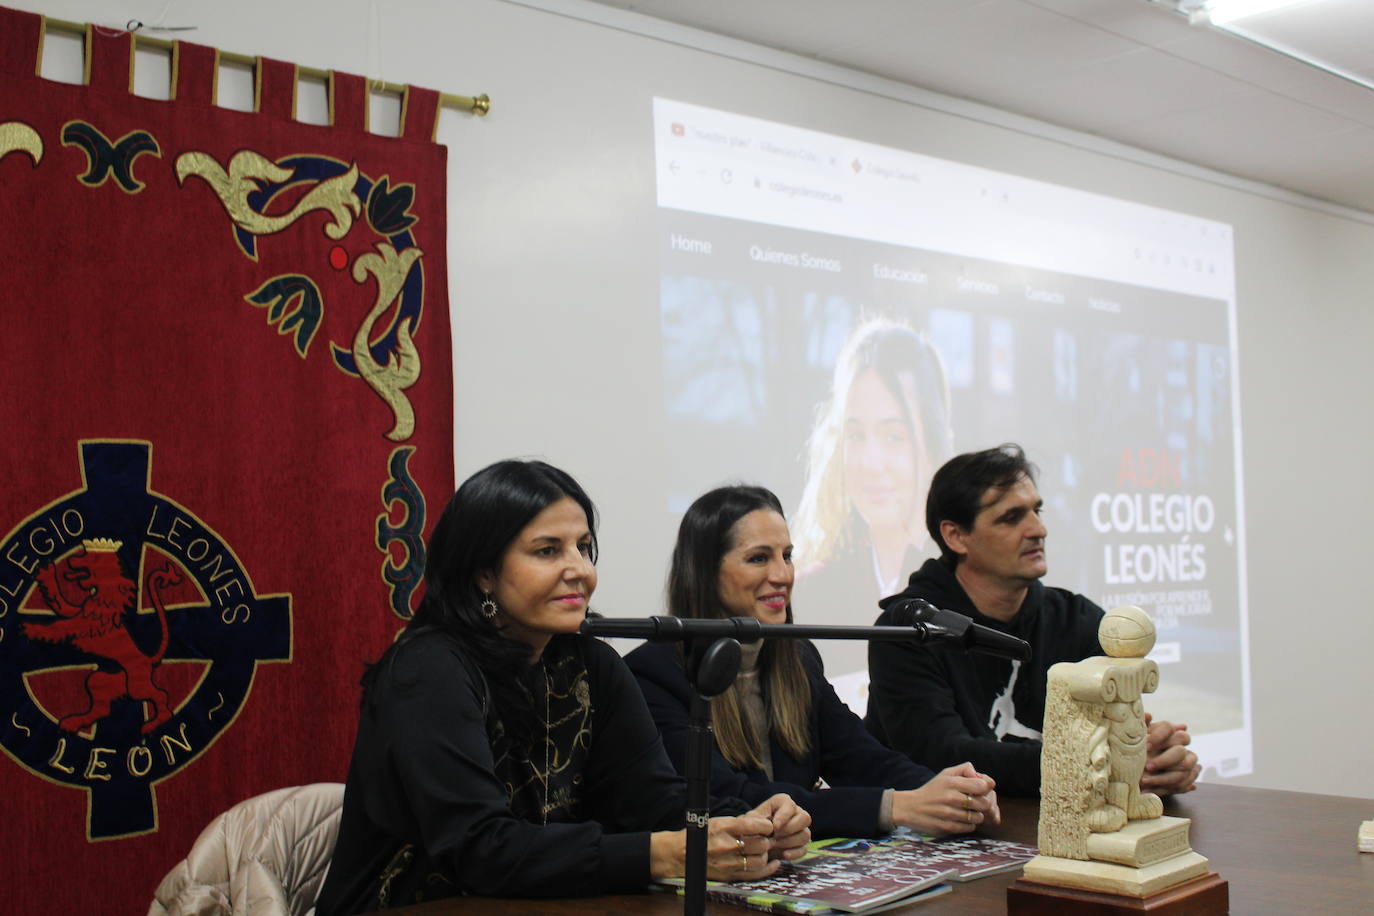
[652,97,1249,778]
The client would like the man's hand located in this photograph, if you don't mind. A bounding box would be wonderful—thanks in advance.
[1141,713,1200,795]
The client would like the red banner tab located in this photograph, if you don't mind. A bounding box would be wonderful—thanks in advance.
[172,42,218,106]
[257,56,297,119]
[86,26,133,93]
[0,6,41,77]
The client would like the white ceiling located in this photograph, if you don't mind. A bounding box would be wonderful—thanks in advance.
[581,0,1374,215]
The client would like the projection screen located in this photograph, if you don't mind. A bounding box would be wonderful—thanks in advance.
[652,97,1250,778]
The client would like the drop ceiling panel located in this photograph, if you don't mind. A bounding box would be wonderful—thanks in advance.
[1005,47,1259,132]
[1158,27,1339,89]
[592,0,992,61]
[856,0,1142,89]
[1158,29,1374,126]
[1267,70,1374,128]
[1110,87,1359,184]
[1023,0,1188,46]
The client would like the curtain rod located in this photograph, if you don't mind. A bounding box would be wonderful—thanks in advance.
[42,16,490,116]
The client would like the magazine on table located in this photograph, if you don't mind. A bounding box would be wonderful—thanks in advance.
[835,831,1039,881]
[657,830,1037,913]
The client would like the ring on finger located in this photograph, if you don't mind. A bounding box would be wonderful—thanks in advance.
[736,838,745,853]
[739,852,749,868]
[966,808,973,824]
[963,793,972,810]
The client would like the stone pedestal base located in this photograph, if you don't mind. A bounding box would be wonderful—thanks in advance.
[1008,872,1229,915]
[1023,850,1209,897]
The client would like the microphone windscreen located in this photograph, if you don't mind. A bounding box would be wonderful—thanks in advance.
[886,597,937,626]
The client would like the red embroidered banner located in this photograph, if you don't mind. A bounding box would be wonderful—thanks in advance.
[0,9,453,913]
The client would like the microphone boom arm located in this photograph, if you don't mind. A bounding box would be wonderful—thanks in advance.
[580,614,1030,660]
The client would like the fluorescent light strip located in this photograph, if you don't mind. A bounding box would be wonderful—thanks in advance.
[1202,0,1311,26]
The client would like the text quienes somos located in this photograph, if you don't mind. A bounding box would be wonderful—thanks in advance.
[748,245,841,272]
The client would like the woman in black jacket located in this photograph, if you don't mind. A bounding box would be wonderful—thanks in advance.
[626,484,999,839]
[317,462,810,914]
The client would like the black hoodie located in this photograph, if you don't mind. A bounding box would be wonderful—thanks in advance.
[865,558,1103,797]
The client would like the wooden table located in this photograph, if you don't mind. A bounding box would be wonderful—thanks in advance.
[392,785,1373,914]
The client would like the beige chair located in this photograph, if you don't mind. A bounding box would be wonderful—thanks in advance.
[148,783,344,916]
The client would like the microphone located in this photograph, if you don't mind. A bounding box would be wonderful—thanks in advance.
[884,597,944,627]
[885,598,1031,661]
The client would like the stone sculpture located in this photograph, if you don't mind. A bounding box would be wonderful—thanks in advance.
[1023,606,1209,897]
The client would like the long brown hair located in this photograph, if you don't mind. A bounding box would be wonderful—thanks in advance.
[667,486,811,768]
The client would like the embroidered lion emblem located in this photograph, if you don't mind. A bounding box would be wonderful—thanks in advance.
[23,538,180,734]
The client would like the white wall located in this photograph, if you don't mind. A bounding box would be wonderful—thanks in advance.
[14,0,1373,799]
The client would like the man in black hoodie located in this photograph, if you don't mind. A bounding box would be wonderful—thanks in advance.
[865,444,1200,798]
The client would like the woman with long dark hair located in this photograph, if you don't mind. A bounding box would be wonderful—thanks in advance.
[317,461,810,914]
[626,484,998,839]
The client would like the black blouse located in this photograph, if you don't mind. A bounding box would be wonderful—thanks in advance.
[317,631,694,913]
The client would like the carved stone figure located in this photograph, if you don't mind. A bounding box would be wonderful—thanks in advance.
[1024,607,1209,897]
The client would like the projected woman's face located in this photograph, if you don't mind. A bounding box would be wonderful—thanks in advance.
[842,369,924,539]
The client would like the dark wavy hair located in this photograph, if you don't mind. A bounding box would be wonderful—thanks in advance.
[926,443,1037,565]
[365,459,598,749]
[668,485,811,768]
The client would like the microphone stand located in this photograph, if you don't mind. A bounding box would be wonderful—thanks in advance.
[583,615,1029,916]
[682,636,740,916]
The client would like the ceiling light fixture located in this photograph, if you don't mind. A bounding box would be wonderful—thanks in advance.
[1177,0,1312,26]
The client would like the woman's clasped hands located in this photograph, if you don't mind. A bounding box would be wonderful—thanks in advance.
[891,762,1000,836]
[652,793,811,882]
[709,793,812,880]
